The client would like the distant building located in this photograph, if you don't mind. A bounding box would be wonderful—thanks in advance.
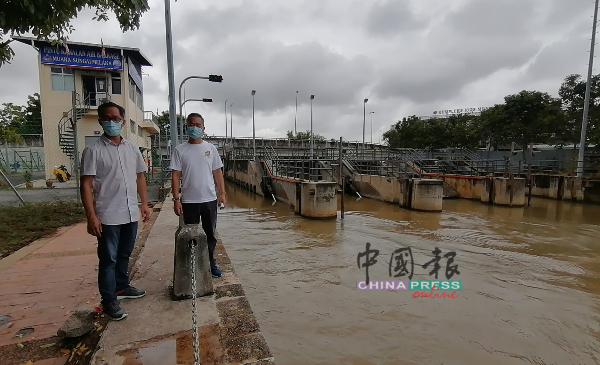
[13,36,160,179]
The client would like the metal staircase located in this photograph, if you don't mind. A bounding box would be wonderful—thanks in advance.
[58,94,91,160]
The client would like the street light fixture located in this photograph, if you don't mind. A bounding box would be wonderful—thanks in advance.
[363,98,368,149]
[251,90,256,159]
[310,94,315,159]
[369,111,375,145]
[178,74,223,144]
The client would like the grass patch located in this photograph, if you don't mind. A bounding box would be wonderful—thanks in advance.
[0,200,86,259]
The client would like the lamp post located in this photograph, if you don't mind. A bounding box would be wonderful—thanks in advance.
[251,90,256,159]
[295,91,298,136]
[225,99,228,144]
[310,95,315,158]
[369,111,375,145]
[178,75,222,145]
[578,0,600,176]
[363,98,368,149]
[230,102,233,145]
[164,0,178,148]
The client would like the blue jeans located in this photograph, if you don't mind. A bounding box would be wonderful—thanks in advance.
[97,222,138,303]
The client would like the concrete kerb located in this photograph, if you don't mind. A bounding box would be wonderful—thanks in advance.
[91,198,276,365]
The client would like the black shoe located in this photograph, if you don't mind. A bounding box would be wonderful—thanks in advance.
[116,286,146,299]
[103,301,127,321]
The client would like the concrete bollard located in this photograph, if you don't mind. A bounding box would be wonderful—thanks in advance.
[173,223,213,300]
[411,179,443,211]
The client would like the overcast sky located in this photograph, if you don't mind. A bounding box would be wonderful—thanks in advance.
[0,0,595,142]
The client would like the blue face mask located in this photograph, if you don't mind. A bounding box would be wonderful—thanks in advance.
[187,126,204,139]
[100,121,122,137]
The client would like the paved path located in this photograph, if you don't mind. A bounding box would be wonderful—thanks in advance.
[0,219,149,346]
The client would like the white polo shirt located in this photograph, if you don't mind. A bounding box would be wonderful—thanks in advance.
[170,141,223,203]
[81,135,147,225]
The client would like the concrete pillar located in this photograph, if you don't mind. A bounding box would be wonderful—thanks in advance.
[411,179,443,211]
[299,181,337,219]
[173,224,213,300]
[398,178,411,208]
[491,177,526,206]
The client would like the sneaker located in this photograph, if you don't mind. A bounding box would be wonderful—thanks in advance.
[103,301,127,321]
[211,266,222,278]
[116,286,146,299]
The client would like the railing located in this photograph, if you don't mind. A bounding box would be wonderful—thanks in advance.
[57,93,91,159]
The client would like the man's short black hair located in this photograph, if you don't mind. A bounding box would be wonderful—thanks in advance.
[186,113,204,123]
[98,102,125,120]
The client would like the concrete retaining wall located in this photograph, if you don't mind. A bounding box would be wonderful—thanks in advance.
[583,180,600,204]
[423,175,485,200]
[353,174,401,203]
[411,179,443,211]
[530,175,583,201]
[489,177,526,206]
[298,182,337,219]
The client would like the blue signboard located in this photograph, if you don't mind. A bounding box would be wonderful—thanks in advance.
[40,45,123,70]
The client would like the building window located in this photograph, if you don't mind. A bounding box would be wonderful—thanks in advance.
[130,120,136,135]
[138,126,143,136]
[51,67,74,92]
[135,87,143,110]
[129,77,135,101]
[111,72,121,94]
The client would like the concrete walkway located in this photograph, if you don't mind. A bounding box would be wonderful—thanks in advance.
[0,218,150,346]
[91,199,275,365]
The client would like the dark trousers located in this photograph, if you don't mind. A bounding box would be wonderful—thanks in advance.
[182,200,218,268]
[97,222,138,304]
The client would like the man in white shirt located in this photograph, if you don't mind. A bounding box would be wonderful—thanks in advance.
[81,102,152,321]
[170,113,226,278]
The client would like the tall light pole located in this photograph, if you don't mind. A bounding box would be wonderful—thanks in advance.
[164,0,178,147]
[363,98,368,149]
[369,111,375,145]
[578,0,599,177]
[230,102,233,145]
[225,99,228,144]
[310,95,315,158]
[251,90,256,159]
[295,91,298,136]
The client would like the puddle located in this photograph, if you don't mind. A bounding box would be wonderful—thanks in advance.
[14,327,34,338]
[118,332,195,365]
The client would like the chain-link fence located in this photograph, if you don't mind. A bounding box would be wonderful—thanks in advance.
[1,112,170,206]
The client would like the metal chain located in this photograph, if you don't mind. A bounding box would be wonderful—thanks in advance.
[189,239,200,365]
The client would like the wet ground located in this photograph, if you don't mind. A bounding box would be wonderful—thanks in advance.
[218,183,600,365]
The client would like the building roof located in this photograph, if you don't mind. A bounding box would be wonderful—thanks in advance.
[12,36,152,66]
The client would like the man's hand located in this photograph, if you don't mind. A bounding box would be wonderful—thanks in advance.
[141,204,152,223]
[87,215,102,237]
[218,192,227,207]
[174,200,183,216]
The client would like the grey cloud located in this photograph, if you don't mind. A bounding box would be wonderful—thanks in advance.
[524,38,590,82]
[444,0,535,38]
[365,0,426,36]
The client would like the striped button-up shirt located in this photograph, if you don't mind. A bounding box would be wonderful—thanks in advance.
[81,135,147,225]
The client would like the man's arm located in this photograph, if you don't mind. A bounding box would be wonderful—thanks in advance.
[137,172,151,222]
[81,175,102,237]
[213,168,226,206]
[172,170,183,216]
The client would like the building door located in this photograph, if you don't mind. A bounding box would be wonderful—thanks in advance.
[95,77,108,105]
[82,76,96,106]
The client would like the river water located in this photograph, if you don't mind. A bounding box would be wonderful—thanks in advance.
[218,183,600,365]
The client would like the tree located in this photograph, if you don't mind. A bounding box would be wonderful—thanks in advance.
[0,0,149,66]
[286,130,326,141]
[558,74,600,149]
[501,90,565,152]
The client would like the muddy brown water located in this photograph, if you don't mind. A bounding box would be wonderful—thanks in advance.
[217,183,600,365]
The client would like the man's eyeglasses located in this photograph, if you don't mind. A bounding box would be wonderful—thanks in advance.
[100,117,125,123]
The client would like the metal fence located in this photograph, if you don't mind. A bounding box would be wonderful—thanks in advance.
[0,111,171,205]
